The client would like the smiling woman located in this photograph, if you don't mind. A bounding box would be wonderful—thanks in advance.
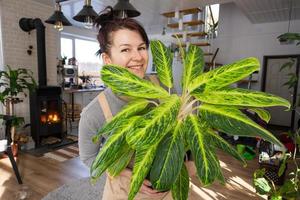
[78,6,171,200]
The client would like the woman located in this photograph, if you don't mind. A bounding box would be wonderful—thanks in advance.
[78,6,171,199]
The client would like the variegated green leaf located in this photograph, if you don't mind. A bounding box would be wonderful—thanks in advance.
[182,45,204,91]
[206,128,246,166]
[129,145,158,200]
[189,57,260,92]
[150,122,185,191]
[186,115,221,185]
[200,104,283,146]
[107,148,134,177]
[171,163,189,200]
[249,108,271,123]
[150,40,173,88]
[126,95,181,149]
[209,147,225,184]
[101,64,169,98]
[92,99,149,143]
[192,87,291,108]
[90,117,139,181]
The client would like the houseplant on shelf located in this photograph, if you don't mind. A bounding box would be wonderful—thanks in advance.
[91,40,290,200]
[0,65,36,152]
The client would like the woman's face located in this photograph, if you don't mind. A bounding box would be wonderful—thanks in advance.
[103,29,149,78]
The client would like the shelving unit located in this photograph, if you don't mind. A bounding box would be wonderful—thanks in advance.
[167,20,204,29]
[172,31,207,38]
[179,42,210,47]
[162,7,202,18]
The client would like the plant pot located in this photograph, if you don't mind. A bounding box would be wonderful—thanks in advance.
[11,143,18,157]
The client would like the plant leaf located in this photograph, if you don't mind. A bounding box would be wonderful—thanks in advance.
[192,87,290,108]
[92,99,149,143]
[107,148,134,177]
[253,177,271,195]
[182,45,204,91]
[249,108,271,123]
[101,64,169,98]
[129,145,158,200]
[200,104,283,147]
[186,115,221,185]
[171,163,189,200]
[206,128,246,166]
[126,95,181,149]
[90,117,138,181]
[279,59,295,71]
[150,122,185,191]
[150,40,173,88]
[189,57,260,92]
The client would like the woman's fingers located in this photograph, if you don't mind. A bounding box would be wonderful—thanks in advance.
[139,180,168,198]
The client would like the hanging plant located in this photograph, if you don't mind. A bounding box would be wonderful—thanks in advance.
[91,40,290,200]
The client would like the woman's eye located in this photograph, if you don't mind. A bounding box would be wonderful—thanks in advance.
[121,48,130,52]
[138,46,146,51]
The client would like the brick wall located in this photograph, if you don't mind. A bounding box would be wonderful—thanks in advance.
[1,0,60,136]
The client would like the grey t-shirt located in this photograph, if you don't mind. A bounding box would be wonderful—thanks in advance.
[78,88,127,167]
[78,75,172,168]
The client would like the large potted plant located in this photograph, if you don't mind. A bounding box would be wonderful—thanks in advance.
[91,40,290,200]
[0,65,36,152]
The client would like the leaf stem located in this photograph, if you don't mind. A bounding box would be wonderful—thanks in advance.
[148,100,159,107]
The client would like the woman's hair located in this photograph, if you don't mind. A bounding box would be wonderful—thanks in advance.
[94,6,149,56]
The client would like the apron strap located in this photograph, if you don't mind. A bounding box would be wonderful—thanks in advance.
[148,74,160,86]
[98,92,113,122]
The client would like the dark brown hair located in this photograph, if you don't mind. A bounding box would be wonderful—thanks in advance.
[94,6,149,56]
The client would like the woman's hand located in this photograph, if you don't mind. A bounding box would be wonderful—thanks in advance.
[140,179,168,198]
[118,169,168,198]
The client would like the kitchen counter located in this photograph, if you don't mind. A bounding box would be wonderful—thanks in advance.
[63,87,105,121]
[63,87,105,93]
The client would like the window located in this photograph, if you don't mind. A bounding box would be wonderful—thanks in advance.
[61,38,73,60]
[60,35,103,85]
[75,38,101,77]
[205,4,219,37]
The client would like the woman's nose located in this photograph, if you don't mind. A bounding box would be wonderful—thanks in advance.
[131,50,143,61]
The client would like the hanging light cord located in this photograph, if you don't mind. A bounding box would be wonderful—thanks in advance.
[287,0,292,32]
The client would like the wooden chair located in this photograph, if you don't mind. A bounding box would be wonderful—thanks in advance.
[0,115,23,184]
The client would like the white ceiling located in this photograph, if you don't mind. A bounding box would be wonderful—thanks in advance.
[33,0,300,33]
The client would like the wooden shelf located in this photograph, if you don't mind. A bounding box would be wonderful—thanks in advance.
[179,42,210,47]
[172,32,207,38]
[167,20,204,29]
[237,80,258,84]
[205,62,223,67]
[162,8,202,18]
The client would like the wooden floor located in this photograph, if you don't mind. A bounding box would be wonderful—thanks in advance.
[0,150,266,200]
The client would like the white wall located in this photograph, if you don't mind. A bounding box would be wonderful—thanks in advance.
[213,2,300,74]
[213,2,300,128]
[1,0,60,128]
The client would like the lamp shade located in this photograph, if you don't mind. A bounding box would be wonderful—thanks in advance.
[113,0,140,18]
[73,5,98,22]
[45,10,71,26]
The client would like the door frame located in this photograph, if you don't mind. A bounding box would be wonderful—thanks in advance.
[261,54,300,130]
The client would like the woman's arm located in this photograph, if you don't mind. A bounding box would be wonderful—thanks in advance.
[78,99,106,168]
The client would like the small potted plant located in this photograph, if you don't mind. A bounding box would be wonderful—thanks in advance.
[253,128,300,200]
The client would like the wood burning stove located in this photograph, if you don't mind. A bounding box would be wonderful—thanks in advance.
[30,86,63,147]
[19,18,64,147]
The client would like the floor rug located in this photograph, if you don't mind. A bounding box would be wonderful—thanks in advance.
[43,143,79,162]
[42,174,106,200]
